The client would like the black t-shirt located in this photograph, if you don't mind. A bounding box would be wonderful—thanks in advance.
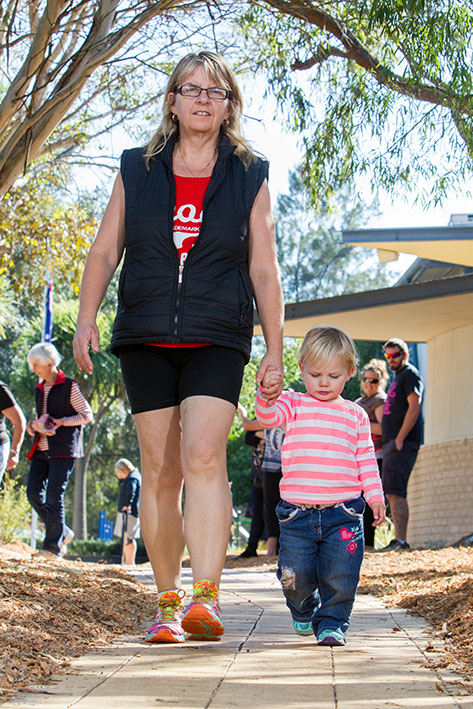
[382,363,424,444]
[0,381,15,445]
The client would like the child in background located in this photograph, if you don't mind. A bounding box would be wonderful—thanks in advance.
[256,325,385,646]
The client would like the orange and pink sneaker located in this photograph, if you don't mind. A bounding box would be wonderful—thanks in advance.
[181,579,224,641]
[145,589,186,643]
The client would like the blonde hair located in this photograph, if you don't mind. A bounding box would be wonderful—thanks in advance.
[27,342,62,369]
[361,358,389,391]
[115,458,135,474]
[144,51,255,168]
[298,326,358,371]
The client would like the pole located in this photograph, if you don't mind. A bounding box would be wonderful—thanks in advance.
[120,511,128,565]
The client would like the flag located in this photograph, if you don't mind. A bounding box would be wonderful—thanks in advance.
[43,272,53,342]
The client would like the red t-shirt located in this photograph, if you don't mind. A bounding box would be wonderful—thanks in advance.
[173,175,211,267]
[149,175,211,348]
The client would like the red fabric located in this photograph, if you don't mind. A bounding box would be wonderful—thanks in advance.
[173,175,211,267]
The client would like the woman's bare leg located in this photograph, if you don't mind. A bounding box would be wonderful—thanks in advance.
[134,406,185,592]
[180,395,235,586]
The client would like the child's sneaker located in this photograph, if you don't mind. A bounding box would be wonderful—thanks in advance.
[145,589,186,643]
[317,629,346,646]
[293,619,313,636]
[181,579,224,640]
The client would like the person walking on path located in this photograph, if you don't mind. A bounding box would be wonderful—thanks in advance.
[355,359,388,549]
[113,458,142,565]
[0,380,26,485]
[73,51,283,644]
[26,343,93,558]
[377,337,424,553]
[256,326,385,646]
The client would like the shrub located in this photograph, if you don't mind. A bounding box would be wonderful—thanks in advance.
[0,474,31,543]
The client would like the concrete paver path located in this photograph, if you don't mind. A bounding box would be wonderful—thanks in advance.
[4,566,472,709]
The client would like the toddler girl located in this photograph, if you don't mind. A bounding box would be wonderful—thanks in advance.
[256,325,385,646]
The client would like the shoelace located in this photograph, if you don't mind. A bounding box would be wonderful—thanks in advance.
[192,581,218,605]
[158,602,181,622]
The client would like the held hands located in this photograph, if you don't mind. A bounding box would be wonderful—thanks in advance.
[73,319,100,375]
[258,368,284,404]
[370,501,386,527]
[256,351,283,405]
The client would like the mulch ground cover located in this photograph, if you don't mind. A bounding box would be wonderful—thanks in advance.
[1,542,472,701]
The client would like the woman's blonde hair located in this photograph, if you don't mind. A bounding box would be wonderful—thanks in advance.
[361,358,389,391]
[144,51,255,168]
[114,458,135,474]
[298,325,358,371]
[27,342,62,369]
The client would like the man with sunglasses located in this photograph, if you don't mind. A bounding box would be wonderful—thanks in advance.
[379,338,424,552]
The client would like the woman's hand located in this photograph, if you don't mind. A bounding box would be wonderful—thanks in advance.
[256,354,283,405]
[51,417,64,428]
[73,319,100,375]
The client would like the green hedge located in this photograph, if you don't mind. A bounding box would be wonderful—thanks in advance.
[67,537,148,558]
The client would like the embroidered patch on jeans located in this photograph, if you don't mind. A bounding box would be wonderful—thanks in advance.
[280,567,296,590]
[340,527,354,541]
[340,527,357,554]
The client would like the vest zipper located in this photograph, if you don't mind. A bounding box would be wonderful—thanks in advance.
[173,265,184,337]
[171,153,226,340]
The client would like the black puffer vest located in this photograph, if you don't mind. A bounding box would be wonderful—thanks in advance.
[28,372,84,459]
[110,135,269,362]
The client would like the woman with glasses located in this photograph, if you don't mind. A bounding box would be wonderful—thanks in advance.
[355,359,389,549]
[73,51,283,644]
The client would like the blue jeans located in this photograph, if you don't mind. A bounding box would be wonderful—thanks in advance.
[27,451,75,555]
[276,497,365,639]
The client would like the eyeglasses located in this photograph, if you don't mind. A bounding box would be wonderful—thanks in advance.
[175,84,230,101]
[363,377,379,384]
[384,351,404,360]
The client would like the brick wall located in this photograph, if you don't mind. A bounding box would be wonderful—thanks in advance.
[407,437,473,548]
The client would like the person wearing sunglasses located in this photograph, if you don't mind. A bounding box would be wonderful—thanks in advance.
[355,359,389,549]
[73,51,283,644]
[378,338,424,553]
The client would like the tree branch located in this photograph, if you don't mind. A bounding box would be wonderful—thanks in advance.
[258,0,469,111]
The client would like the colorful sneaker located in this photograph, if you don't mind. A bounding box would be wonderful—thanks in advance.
[145,589,186,643]
[317,629,346,646]
[293,619,313,636]
[181,580,224,640]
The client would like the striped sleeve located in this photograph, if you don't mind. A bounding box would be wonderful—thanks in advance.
[255,388,292,428]
[62,382,93,427]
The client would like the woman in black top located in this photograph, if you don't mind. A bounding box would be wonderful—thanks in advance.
[73,51,283,644]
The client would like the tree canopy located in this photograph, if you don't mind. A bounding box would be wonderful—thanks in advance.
[275,169,388,302]
[1,1,472,206]
[238,0,473,204]
[0,0,225,197]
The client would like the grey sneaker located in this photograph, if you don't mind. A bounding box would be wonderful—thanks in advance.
[61,528,75,556]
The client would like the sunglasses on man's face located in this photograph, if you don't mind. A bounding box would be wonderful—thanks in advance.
[384,351,404,360]
[363,377,379,384]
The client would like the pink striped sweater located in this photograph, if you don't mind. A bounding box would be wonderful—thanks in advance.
[255,389,384,506]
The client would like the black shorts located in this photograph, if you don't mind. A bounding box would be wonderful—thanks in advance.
[119,344,246,414]
[381,439,420,498]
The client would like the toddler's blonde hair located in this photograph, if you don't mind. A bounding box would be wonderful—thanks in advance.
[298,325,358,371]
